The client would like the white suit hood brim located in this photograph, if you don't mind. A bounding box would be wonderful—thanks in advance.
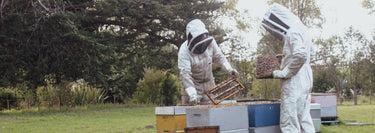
[186,19,209,39]
[264,3,304,34]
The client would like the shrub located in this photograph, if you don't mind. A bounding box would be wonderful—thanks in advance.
[0,88,20,110]
[132,68,180,106]
[71,82,108,106]
[36,81,73,108]
[36,80,108,108]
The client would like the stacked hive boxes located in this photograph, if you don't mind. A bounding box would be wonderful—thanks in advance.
[311,93,338,124]
[310,103,321,132]
[186,102,281,133]
[155,101,235,132]
[155,106,196,133]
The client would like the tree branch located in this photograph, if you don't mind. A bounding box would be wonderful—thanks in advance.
[38,0,50,12]
[0,0,5,18]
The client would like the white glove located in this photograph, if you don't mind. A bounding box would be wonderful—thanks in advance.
[228,69,239,77]
[186,87,198,104]
[272,70,282,79]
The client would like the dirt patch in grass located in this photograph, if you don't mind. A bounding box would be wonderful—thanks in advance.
[0,119,22,122]
[144,125,154,129]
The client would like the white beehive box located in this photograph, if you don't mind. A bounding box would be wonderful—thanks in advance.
[186,105,249,133]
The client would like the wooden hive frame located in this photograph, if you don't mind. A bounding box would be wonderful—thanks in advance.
[205,77,245,105]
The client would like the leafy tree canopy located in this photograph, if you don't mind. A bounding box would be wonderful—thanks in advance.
[0,0,226,91]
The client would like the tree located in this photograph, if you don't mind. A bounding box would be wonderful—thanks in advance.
[252,78,281,99]
[236,59,256,99]
[343,26,370,105]
[362,0,375,14]
[0,0,116,94]
[0,0,228,104]
[312,62,338,93]
[313,36,351,104]
[368,33,375,104]
[314,36,343,64]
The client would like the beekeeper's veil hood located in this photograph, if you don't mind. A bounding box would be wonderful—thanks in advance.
[186,19,213,54]
[262,3,303,41]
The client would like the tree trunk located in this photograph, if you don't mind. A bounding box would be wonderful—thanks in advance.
[370,90,372,104]
[354,88,357,105]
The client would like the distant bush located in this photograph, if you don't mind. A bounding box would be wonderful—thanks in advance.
[132,68,180,106]
[0,88,20,110]
[37,81,72,107]
[71,81,108,106]
[37,80,108,108]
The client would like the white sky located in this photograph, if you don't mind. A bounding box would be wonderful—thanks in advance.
[237,0,375,38]
[222,0,375,60]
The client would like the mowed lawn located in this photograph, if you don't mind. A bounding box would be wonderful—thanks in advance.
[1,103,375,133]
[322,103,375,133]
[0,105,156,133]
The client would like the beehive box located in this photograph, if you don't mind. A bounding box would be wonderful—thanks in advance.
[310,103,321,119]
[186,102,280,133]
[186,104,249,132]
[321,106,337,118]
[311,93,337,107]
[256,56,280,79]
[311,93,337,118]
[248,103,280,127]
[312,118,322,132]
[248,125,281,133]
[156,106,198,133]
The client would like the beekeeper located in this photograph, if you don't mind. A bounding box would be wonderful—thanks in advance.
[178,19,238,105]
[261,3,315,133]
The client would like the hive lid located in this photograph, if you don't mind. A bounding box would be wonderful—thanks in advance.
[155,105,204,115]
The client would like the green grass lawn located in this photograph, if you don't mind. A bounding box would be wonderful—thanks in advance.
[321,103,375,133]
[1,101,375,133]
[0,104,156,133]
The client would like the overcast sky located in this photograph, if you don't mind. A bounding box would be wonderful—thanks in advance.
[237,0,375,38]
[221,0,375,60]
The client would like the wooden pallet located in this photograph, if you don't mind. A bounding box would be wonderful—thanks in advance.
[185,126,219,133]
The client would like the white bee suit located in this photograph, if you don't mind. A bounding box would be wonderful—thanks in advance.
[178,19,236,105]
[262,3,316,133]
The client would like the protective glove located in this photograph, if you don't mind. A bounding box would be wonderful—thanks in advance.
[272,70,282,79]
[228,69,239,78]
[186,87,198,104]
